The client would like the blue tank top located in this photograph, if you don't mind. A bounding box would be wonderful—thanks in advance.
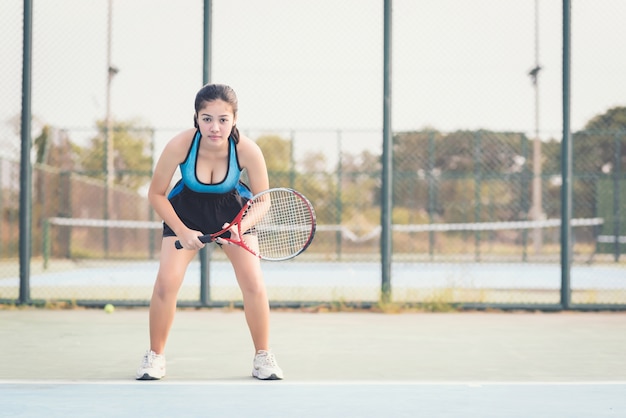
[168,130,250,198]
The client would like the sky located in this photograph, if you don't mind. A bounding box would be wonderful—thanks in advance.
[1,0,626,159]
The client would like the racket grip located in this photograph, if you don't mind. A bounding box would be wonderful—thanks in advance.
[174,234,214,249]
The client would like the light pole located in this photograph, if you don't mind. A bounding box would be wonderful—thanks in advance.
[104,0,118,254]
[529,0,543,254]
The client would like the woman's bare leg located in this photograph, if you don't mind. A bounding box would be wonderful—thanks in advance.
[223,243,270,352]
[149,236,197,354]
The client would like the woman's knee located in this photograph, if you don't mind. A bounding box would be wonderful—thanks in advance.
[238,276,266,297]
[152,273,184,300]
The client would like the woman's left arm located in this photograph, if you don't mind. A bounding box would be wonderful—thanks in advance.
[238,135,270,195]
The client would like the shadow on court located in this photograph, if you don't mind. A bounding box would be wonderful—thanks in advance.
[0,309,625,417]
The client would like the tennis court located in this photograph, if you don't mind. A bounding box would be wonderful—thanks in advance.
[1,260,625,305]
[0,309,625,416]
[3,1,626,415]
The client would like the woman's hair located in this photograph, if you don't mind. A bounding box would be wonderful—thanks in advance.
[193,84,240,143]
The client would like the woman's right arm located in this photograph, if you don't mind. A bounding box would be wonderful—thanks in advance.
[148,129,205,250]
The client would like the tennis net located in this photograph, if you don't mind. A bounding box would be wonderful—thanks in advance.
[43,216,608,264]
[43,217,162,265]
[315,218,606,262]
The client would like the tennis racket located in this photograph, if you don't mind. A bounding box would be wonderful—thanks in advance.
[175,188,316,261]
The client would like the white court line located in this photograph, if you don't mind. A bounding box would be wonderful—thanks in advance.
[1,380,626,386]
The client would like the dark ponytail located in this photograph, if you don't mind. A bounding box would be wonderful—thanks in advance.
[231,125,240,143]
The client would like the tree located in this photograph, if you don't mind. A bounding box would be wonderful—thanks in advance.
[256,134,291,172]
[33,125,74,169]
[575,106,626,174]
[255,134,292,188]
[391,129,529,221]
[584,106,626,132]
[572,107,626,219]
[336,149,381,226]
[75,119,154,191]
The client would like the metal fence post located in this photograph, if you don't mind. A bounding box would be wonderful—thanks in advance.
[380,0,393,303]
[521,133,530,261]
[560,0,572,309]
[19,0,34,305]
[473,131,482,262]
[336,130,343,260]
[427,131,436,260]
[613,133,622,261]
[199,0,213,306]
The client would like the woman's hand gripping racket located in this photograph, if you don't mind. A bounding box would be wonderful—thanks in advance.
[175,188,316,261]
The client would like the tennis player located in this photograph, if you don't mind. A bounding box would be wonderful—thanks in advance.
[135,84,283,380]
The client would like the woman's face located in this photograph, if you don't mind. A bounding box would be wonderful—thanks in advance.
[196,99,236,145]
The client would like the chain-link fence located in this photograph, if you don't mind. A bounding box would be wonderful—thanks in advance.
[1,0,625,308]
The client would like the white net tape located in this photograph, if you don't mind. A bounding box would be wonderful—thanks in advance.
[316,218,605,243]
[47,217,608,245]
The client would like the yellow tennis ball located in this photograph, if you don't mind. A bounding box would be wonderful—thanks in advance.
[104,304,115,313]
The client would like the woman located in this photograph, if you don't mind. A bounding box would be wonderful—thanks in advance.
[135,84,283,380]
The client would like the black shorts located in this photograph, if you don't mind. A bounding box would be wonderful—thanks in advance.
[162,182,250,238]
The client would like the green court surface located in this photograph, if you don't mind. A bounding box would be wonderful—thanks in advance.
[0,309,625,417]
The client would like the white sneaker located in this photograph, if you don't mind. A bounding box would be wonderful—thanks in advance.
[252,350,283,380]
[135,350,166,380]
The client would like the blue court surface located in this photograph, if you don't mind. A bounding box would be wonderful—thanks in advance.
[1,261,624,293]
[0,381,625,417]
[2,260,624,305]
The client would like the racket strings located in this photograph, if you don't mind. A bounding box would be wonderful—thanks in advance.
[245,190,315,260]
